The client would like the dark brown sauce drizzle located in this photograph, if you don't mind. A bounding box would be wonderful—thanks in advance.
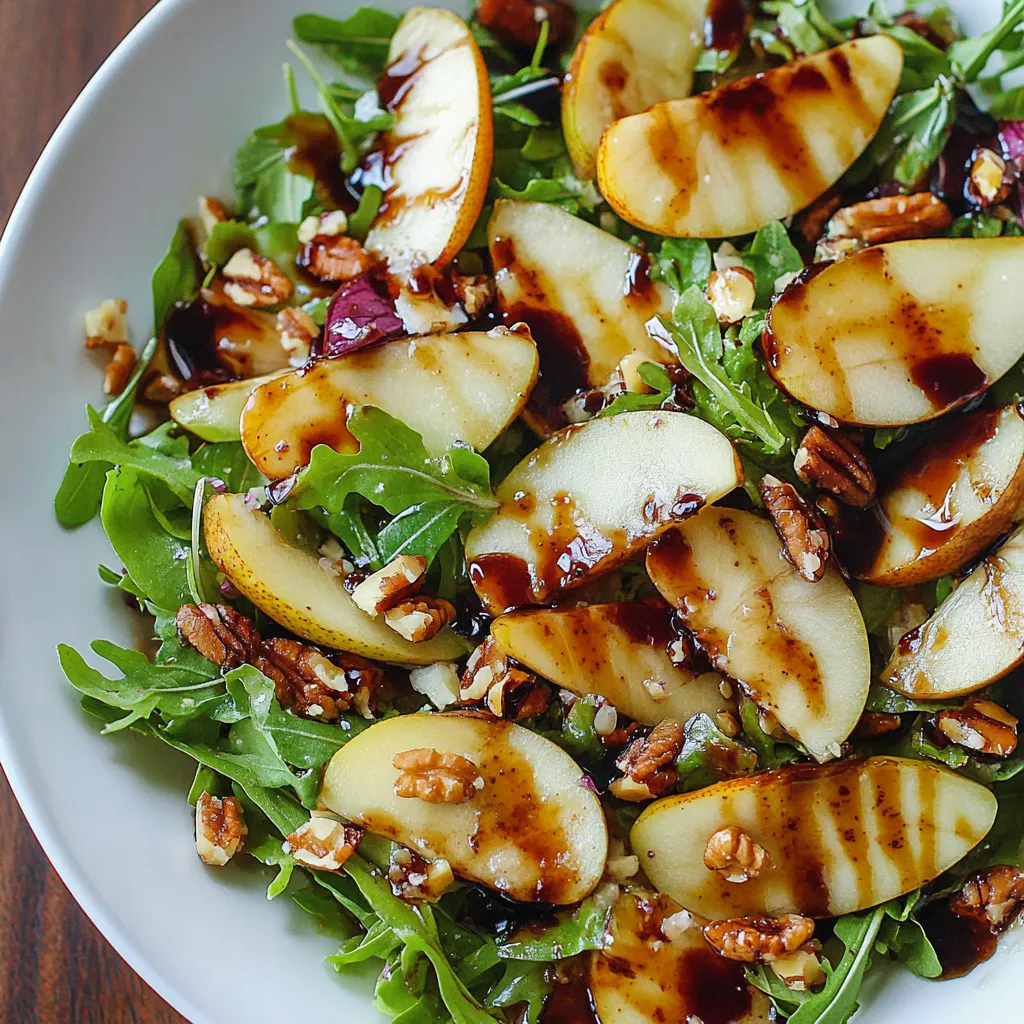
[540,974,600,1024]
[604,600,676,647]
[918,900,999,979]
[377,43,429,112]
[285,112,353,213]
[675,947,754,1024]
[703,0,751,54]
[911,353,989,411]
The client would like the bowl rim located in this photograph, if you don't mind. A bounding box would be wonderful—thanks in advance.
[0,3,215,1020]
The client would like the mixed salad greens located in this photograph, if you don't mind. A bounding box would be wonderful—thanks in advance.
[54,0,1024,1021]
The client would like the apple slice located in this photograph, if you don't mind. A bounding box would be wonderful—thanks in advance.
[597,36,903,238]
[365,7,493,269]
[646,509,869,762]
[631,756,996,919]
[766,239,1024,426]
[240,327,538,479]
[464,411,742,615]
[320,711,607,904]
[884,525,1024,699]
[204,493,469,664]
[836,405,1024,586]
[488,200,673,429]
[562,0,708,179]
[170,372,287,442]
[491,601,732,727]
[589,891,772,1024]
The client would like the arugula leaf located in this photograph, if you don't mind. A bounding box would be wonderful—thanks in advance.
[764,0,845,55]
[892,714,1024,784]
[677,712,759,790]
[497,893,612,960]
[486,961,552,1024]
[653,238,713,292]
[234,119,316,221]
[287,408,498,564]
[599,362,675,418]
[292,8,399,79]
[191,442,264,494]
[875,891,942,979]
[949,0,1024,83]
[738,701,802,770]
[742,221,804,307]
[545,694,603,760]
[348,185,383,241]
[864,682,957,715]
[152,219,203,333]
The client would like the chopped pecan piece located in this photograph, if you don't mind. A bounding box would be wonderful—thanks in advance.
[703,914,815,963]
[968,148,1012,207]
[770,944,826,992]
[384,596,457,642]
[610,719,684,802]
[821,193,952,255]
[460,635,549,720]
[704,826,771,882]
[475,0,576,51]
[451,272,495,317]
[284,814,362,873]
[951,865,1024,932]
[142,373,184,404]
[351,555,428,617]
[388,846,454,902]
[199,195,231,234]
[409,662,462,710]
[707,267,756,325]
[932,699,1018,758]
[195,793,247,866]
[103,343,137,396]
[393,748,484,803]
[759,474,832,583]
[222,248,293,307]
[795,426,876,508]
[853,711,903,739]
[298,210,348,244]
[84,298,129,347]
[300,233,375,283]
[277,306,319,367]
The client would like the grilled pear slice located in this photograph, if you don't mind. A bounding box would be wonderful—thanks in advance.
[597,37,902,237]
[488,200,673,429]
[837,405,1024,586]
[464,411,742,615]
[170,372,287,442]
[320,712,607,904]
[632,756,996,919]
[884,525,1024,699]
[491,601,732,726]
[240,328,538,478]
[365,7,493,268]
[646,509,870,762]
[562,0,708,179]
[204,493,469,664]
[766,239,1024,426]
[589,891,772,1024]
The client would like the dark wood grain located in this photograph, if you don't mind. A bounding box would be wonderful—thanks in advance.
[0,1,187,1020]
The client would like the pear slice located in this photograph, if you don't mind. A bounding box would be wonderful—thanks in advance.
[170,372,287,442]
[320,711,607,904]
[240,328,538,479]
[766,239,1024,425]
[646,509,869,762]
[365,7,493,268]
[204,493,469,664]
[488,200,673,429]
[589,891,772,1024]
[631,756,996,919]
[491,601,732,726]
[464,411,742,615]
[837,405,1024,586]
[562,0,708,179]
[597,36,903,238]
[884,525,1024,699]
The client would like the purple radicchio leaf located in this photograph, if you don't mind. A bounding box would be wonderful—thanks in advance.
[317,275,405,358]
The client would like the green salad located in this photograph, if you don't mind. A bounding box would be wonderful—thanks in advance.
[55,0,1024,1020]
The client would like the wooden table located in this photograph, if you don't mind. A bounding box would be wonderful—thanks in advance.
[0,1,186,1020]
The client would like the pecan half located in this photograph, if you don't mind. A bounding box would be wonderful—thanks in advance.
[350,555,428,617]
[968,148,1012,207]
[951,865,1024,932]
[610,719,684,802]
[176,603,382,719]
[759,475,832,583]
[853,711,903,739]
[795,426,876,508]
[393,748,484,803]
[704,826,771,882]
[932,699,1018,758]
[222,248,293,307]
[821,193,952,254]
[284,814,362,873]
[384,597,457,642]
[388,846,454,902]
[299,234,375,283]
[703,915,815,963]
[195,793,247,866]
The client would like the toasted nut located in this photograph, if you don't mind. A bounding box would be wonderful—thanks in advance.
[704,826,771,882]
[660,909,697,942]
[968,148,1012,206]
[298,210,349,245]
[143,373,184,403]
[770,944,826,992]
[351,556,428,617]
[759,474,832,583]
[451,272,495,317]
[460,635,548,722]
[793,192,843,250]
[594,702,619,737]
[393,748,484,803]
[933,699,1018,757]
[611,719,684,801]
[284,814,362,872]
[715,711,741,739]
[223,248,293,307]
[951,865,1024,932]
[300,233,375,283]
[84,298,129,348]
[388,845,454,902]
[103,343,137,396]
[795,426,876,508]
[199,195,231,235]
[822,193,953,252]
[409,662,462,710]
[707,267,757,325]
[384,596,457,642]
[853,711,903,739]
[703,914,815,963]
[277,306,319,367]
[195,793,246,866]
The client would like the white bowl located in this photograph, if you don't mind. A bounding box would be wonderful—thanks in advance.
[0,0,1020,1021]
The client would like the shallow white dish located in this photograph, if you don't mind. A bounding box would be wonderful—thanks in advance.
[0,0,1021,1020]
